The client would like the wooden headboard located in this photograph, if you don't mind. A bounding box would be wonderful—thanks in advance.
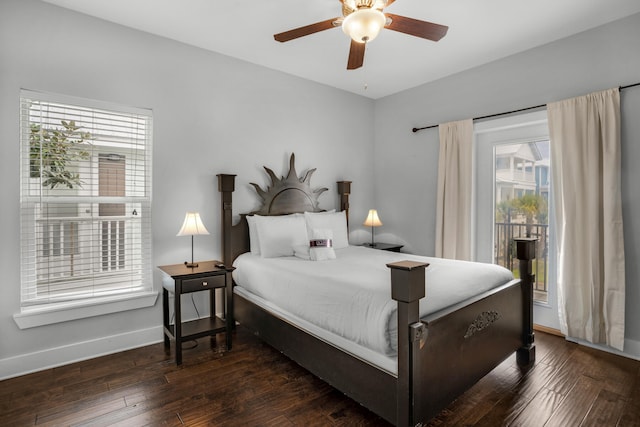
[217,153,351,266]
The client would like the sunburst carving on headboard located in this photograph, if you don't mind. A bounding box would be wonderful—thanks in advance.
[250,153,328,215]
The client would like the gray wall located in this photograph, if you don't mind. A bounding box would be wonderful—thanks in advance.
[0,0,375,378]
[373,12,640,355]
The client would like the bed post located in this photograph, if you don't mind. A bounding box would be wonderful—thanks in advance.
[515,237,536,366]
[336,181,351,228]
[217,174,236,267]
[388,260,429,427]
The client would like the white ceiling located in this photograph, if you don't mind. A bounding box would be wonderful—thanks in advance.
[41,0,640,99]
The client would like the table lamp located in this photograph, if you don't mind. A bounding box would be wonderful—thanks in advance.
[177,212,209,268]
[363,209,383,247]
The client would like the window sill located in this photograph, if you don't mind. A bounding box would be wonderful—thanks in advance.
[13,291,158,329]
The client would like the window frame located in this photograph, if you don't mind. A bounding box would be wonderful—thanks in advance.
[15,90,156,329]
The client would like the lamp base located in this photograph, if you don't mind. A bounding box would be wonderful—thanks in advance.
[184,261,199,268]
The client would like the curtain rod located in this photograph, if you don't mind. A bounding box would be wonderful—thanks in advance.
[411,81,640,133]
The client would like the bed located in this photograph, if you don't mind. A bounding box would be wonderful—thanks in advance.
[217,154,536,426]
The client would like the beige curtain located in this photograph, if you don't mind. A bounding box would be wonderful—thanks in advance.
[547,88,625,351]
[435,119,474,260]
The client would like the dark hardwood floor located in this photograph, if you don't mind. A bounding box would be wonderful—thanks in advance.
[1,327,639,426]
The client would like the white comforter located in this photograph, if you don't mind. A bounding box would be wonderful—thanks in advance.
[232,246,513,357]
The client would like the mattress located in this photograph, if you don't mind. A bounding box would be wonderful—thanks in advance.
[232,246,513,371]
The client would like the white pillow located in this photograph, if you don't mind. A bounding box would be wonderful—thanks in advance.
[246,215,260,255]
[255,214,308,258]
[309,228,336,261]
[293,244,311,260]
[304,210,349,249]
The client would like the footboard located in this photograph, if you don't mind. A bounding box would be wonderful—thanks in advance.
[414,279,523,422]
[390,238,536,426]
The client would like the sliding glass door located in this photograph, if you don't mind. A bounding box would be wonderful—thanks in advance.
[475,111,560,330]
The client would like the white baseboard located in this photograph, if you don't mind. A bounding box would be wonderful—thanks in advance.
[622,337,640,360]
[0,325,164,380]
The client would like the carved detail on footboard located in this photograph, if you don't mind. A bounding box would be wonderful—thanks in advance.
[464,311,501,339]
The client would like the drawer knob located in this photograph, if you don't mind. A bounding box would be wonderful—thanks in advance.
[202,281,208,286]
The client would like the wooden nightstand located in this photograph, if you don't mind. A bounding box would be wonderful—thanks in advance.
[362,242,404,252]
[158,260,234,365]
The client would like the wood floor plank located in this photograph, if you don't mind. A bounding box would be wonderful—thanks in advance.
[543,351,590,397]
[0,410,36,427]
[505,362,558,411]
[618,404,640,427]
[35,396,126,426]
[77,401,161,427]
[618,366,640,427]
[580,388,627,427]
[544,376,602,427]
[535,334,577,367]
[104,402,184,427]
[455,366,525,425]
[472,362,560,427]
[508,386,565,427]
[578,346,639,397]
[1,328,639,426]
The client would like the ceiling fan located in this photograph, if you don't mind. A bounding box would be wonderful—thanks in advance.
[274,0,448,70]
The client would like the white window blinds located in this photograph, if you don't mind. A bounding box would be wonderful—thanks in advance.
[20,90,153,306]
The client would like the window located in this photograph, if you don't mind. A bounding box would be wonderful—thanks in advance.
[19,90,153,314]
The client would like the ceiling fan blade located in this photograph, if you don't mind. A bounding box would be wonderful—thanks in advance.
[384,0,396,7]
[274,18,340,42]
[347,40,365,70]
[385,13,448,41]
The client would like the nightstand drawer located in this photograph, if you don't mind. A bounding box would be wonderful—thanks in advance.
[181,274,225,293]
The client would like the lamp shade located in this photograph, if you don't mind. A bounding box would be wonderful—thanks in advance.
[342,8,386,43]
[363,209,383,227]
[177,212,210,237]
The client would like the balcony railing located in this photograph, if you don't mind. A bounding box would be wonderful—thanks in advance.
[495,222,549,298]
[37,216,128,279]
[495,169,535,183]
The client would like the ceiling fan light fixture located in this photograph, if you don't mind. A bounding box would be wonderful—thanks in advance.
[342,8,386,43]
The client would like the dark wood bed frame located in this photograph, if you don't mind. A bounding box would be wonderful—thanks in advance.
[216,156,536,426]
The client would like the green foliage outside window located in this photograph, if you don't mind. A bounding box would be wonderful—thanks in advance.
[496,193,548,225]
[30,120,92,189]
